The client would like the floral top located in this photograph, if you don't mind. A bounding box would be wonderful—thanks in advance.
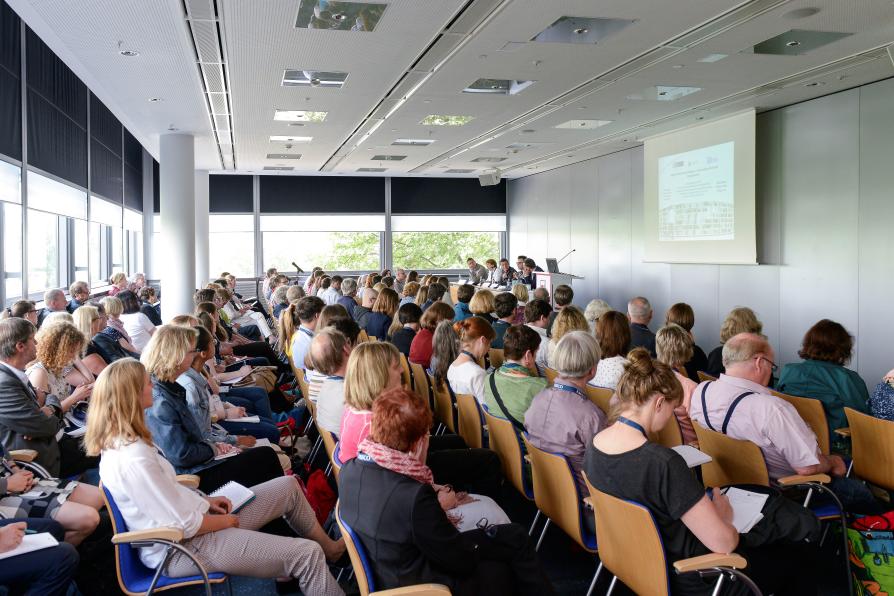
[589,355,628,390]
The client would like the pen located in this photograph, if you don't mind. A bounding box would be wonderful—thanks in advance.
[24,529,36,534]
[721,487,730,495]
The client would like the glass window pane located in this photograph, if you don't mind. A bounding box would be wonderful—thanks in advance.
[89,221,102,286]
[91,196,122,227]
[112,226,123,271]
[210,231,254,277]
[27,210,59,292]
[28,171,87,219]
[3,203,22,302]
[74,219,88,273]
[0,160,21,205]
[392,231,500,270]
[211,214,254,232]
[123,208,142,231]
[391,215,506,232]
[262,231,380,272]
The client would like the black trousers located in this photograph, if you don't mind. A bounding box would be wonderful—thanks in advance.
[0,518,79,596]
[427,434,502,500]
[232,342,289,375]
[196,446,284,493]
[59,434,100,479]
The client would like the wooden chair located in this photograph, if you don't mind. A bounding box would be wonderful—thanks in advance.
[650,415,683,450]
[584,385,614,416]
[432,379,457,434]
[845,407,894,491]
[521,435,600,596]
[488,348,505,369]
[585,476,758,596]
[409,362,433,412]
[335,503,451,596]
[543,366,559,386]
[483,409,541,533]
[697,371,716,383]
[456,393,486,449]
[318,422,339,480]
[399,353,413,389]
[357,329,370,343]
[771,390,831,455]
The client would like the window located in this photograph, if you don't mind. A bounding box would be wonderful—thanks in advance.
[209,214,255,278]
[0,161,22,303]
[391,215,504,270]
[27,209,60,292]
[124,209,143,275]
[72,218,88,281]
[90,196,122,283]
[260,215,382,272]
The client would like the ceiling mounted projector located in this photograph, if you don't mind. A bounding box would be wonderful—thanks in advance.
[479,169,501,186]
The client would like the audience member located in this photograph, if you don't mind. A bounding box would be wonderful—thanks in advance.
[583,299,612,333]
[6,300,38,326]
[436,277,452,305]
[107,272,128,296]
[524,299,552,370]
[414,284,429,308]
[312,328,353,436]
[483,325,547,427]
[545,306,588,369]
[337,278,358,316]
[72,305,110,375]
[870,368,894,421]
[422,283,446,311]
[665,302,708,382]
[777,319,869,432]
[138,286,163,326]
[590,310,631,389]
[261,267,278,301]
[365,288,399,341]
[446,317,495,405]
[466,258,488,284]
[291,296,325,372]
[67,281,90,313]
[352,287,377,330]
[339,388,551,594]
[409,302,454,369]
[627,296,656,356]
[394,268,407,293]
[453,284,474,322]
[219,287,271,339]
[430,321,459,391]
[469,288,496,324]
[100,296,140,354]
[511,284,529,324]
[705,307,763,377]
[0,518,80,595]
[88,358,345,595]
[38,289,68,327]
[546,284,574,336]
[118,290,157,352]
[320,275,342,305]
[587,348,820,596]
[399,281,420,307]
[491,292,517,349]
[129,272,147,293]
[498,258,517,284]
[271,285,290,320]
[532,287,550,305]
[304,305,349,400]
[519,258,542,289]
[391,302,422,357]
[655,324,697,445]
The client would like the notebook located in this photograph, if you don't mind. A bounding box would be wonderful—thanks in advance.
[209,481,256,513]
[671,445,713,468]
[723,487,768,533]
[213,449,240,461]
[226,415,260,423]
[0,532,59,561]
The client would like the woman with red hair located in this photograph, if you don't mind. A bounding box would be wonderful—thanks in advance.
[446,316,495,405]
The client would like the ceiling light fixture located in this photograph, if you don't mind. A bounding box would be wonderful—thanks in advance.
[421,115,474,126]
[269,135,313,143]
[282,70,348,88]
[393,139,436,146]
[555,119,612,129]
[273,109,328,122]
[463,78,535,96]
[698,53,728,63]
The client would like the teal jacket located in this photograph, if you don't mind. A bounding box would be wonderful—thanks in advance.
[777,359,869,432]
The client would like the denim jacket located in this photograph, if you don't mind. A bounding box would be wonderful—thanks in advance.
[176,369,234,446]
[145,377,216,474]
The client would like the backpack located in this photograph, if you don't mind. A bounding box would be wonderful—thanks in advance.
[848,511,894,595]
[300,469,337,525]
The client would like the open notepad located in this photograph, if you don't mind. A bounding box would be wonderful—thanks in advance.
[226,415,260,423]
[210,481,256,513]
[671,445,712,468]
[0,532,59,561]
[724,487,768,533]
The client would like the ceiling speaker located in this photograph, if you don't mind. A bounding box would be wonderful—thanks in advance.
[478,169,501,186]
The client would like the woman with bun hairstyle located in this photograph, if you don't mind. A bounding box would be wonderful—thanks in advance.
[446,317,496,405]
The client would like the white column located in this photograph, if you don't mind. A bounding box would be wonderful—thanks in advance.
[142,150,154,279]
[159,134,196,322]
[194,170,210,286]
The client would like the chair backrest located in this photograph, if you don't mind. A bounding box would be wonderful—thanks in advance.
[522,435,596,553]
[357,329,370,343]
[335,502,376,596]
[101,484,155,595]
[650,414,683,449]
[543,366,559,386]
[771,390,830,455]
[295,370,311,406]
[692,421,769,487]
[488,348,505,369]
[845,407,894,491]
[584,385,614,416]
[586,476,670,596]
[332,441,343,480]
[697,371,717,383]
[456,393,486,449]
[319,425,338,478]
[432,379,457,434]
[399,353,413,388]
[409,362,432,407]
[483,409,531,500]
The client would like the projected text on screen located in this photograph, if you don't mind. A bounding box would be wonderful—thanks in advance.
[658,141,734,241]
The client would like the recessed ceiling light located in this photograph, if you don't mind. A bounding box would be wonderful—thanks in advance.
[282,70,348,88]
[264,166,293,171]
[804,81,825,87]
[267,153,302,159]
[147,97,163,102]
[627,85,701,101]
[786,40,801,47]
[269,135,313,143]
[472,157,507,163]
[357,167,387,172]
[555,119,612,129]
[532,16,635,45]
[445,168,475,174]
[421,115,474,126]
[295,2,387,32]
[119,49,139,57]
[392,139,435,146]
[698,53,728,63]
[463,79,535,96]
[752,29,851,55]
[273,109,328,122]
[371,155,405,161]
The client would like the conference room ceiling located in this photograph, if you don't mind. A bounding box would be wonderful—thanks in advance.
[9,0,894,178]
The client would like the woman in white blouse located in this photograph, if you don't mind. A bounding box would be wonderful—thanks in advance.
[589,311,631,390]
[85,359,345,595]
[446,317,495,405]
[116,291,156,353]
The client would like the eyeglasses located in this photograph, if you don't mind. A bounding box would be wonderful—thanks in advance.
[757,356,778,373]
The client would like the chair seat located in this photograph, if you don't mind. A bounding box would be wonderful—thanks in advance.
[811,503,842,520]
[124,571,228,593]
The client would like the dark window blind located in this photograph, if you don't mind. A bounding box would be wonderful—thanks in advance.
[210,174,253,212]
[0,3,21,160]
[391,178,506,213]
[259,175,385,213]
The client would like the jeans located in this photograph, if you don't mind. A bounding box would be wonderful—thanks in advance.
[0,518,79,596]
[225,386,274,419]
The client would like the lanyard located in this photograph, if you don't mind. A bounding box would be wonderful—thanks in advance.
[461,350,478,361]
[617,416,648,439]
[552,382,586,399]
[327,375,345,381]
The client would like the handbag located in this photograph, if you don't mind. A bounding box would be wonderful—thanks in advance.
[233,366,277,393]
[848,511,894,595]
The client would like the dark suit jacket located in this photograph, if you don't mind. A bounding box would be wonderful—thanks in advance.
[0,364,64,476]
[629,322,656,357]
[684,344,710,382]
[338,456,480,592]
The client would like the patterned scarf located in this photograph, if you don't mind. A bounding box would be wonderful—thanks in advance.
[358,438,434,485]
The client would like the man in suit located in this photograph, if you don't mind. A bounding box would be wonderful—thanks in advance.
[0,318,65,476]
[37,288,68,327]
[627,296,657,357]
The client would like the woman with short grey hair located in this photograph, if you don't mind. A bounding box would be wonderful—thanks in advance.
[583,299,612,333]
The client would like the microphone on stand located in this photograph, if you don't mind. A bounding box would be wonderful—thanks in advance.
[292,262,304,274]
[557,249,576,265]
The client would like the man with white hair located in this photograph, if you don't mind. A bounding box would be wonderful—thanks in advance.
[627,296,656,356]
[37,289,68,328]
[394,268,406,294]
[337,278,358,316]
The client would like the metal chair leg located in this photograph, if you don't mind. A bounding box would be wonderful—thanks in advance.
[710,574,725,596]
[606,575,618,596]
[535,518,551,551]
[585,561,603,596]
[528,510,542,536]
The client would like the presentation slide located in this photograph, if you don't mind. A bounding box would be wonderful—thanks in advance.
[658,141,734,241]
[643,110,756,264]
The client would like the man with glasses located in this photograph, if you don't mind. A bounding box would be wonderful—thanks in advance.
[690,332,881,512]
[66,281,90,313]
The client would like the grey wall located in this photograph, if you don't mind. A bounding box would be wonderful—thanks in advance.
[507,77,894,386]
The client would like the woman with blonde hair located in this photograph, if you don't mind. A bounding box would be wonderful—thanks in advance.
[546,306,589,369]
[400,281,421,307]
[364,288,399,341]
[87,358,345,594]
[511,284,529,324]
[468,288,496,324]
[100,296,140,353]
[655,323,697,444]
[705,306,763,377]
[108,272,128,296]
[665,302,709,382]
[414,284,430,307]
[72,305,110,375]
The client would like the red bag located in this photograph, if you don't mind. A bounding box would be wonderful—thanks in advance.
[299,470,337,525]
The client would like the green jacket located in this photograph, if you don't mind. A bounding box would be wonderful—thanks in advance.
[777,359,869,432]
[483,368,548,424]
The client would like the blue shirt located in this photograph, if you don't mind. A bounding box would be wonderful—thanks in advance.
[453,302,472,322]
[338,295,357,317]
[491,319,512,349]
